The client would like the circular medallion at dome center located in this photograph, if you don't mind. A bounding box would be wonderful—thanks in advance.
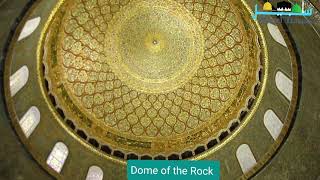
[42,0,262,156]
[105,0,204,93]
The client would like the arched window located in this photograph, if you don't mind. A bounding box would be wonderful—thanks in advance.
[86,166,104,180]
[264,109,283,140]
[19,106,40,138]
[267,23,287,47]
[10,65,29,96]
[46,142,69,173]
[275,71,293,101]
[18,17,41,41]
[236,144,257,173]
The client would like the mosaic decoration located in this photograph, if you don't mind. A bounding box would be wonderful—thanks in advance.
[42,0,262,157]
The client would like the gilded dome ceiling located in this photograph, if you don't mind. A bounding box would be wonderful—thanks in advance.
[41,0,262,157]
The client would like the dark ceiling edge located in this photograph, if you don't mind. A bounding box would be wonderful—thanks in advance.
[0,0,53,179]
[310,0,320,11]
[0,0,8,8]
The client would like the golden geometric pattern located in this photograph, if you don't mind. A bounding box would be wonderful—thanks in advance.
[43,0,260,155]
[104,0,204,93]
[60,0,244,137]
